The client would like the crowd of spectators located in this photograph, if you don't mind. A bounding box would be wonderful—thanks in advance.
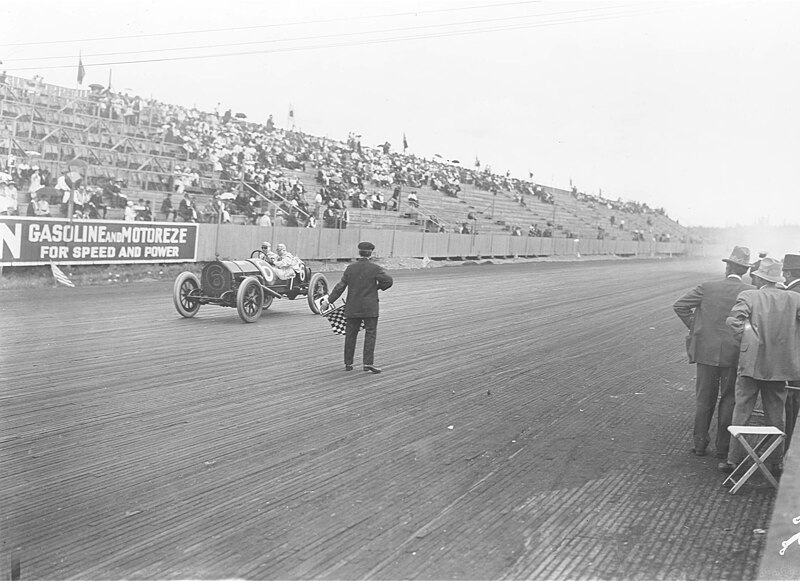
[1,73,687,241]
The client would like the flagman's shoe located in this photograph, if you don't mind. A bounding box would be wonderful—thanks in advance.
[363,365,382,374]
[345,365,354,371]
[718,462,736,474]
[690,447,707,457]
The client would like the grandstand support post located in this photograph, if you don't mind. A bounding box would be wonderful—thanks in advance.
[390,186,401,258]
[213,200,222,259]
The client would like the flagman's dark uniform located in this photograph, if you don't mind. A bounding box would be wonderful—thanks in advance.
[326,242,393,373]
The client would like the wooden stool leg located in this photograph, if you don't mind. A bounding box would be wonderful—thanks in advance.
[726,434,784,494]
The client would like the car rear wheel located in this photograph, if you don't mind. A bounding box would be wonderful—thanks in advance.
[307,273,330,314]
[237,276,264,323]
[173,272,201,318]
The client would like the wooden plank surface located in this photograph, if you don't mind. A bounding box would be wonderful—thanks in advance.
[0,257,782,580]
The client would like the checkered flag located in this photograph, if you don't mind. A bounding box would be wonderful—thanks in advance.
[318,299,365,336]
[322,304,349,335]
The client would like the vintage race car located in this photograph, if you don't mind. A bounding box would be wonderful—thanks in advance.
[173,248,330,323]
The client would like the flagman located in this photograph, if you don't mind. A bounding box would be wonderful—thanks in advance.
[321,241,393,373]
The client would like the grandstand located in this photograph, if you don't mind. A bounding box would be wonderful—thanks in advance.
[1,74,688,243]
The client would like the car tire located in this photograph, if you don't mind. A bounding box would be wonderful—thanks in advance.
[173,272,201,318]
[237,276,264,323]
[307,273,330,314]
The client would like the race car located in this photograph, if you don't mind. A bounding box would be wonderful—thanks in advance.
[173,248,330,323]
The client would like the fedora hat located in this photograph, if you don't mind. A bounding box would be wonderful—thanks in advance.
[783,253,800,271]
[722,245,751,267]
[751,257,784,284]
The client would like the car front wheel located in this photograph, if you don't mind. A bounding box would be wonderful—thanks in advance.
[237,276,264,323]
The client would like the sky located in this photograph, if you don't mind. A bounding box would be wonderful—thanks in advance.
[3,0,799,228]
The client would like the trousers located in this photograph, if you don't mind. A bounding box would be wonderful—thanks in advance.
[727,375,788,466]
[694,363,737,455]
[344,317,378,366]
[785,382,800,452]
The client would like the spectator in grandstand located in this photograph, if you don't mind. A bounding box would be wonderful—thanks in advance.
[33,193,50,218]
[102,178,124,208]
[407,191,419,208]
[720,257,800,477]
[257,211,272,227]
[177,193,198,222]
[0,173,18,215]
[140,200,154,221]
[28,168,42,196]
[160,193,177,221]
[321,241,393,374]
[673,246,753,459]
[388,187,400,211]
[124,200,137,221]
[88,187,107,219]
[781,253,800,453]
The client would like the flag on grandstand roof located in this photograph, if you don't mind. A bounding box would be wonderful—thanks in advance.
[475,155,480,167]
[403,133,408,151]
[288,105,294,118]
[51,263,75,288]
[77,56,86,85]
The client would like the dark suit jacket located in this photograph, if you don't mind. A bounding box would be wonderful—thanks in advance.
[328,258,393,318]
[673,276,753,367]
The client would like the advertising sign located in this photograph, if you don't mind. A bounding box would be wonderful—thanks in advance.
[0,217,198,266]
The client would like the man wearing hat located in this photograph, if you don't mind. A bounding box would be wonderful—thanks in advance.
[781,253,800,452]
[321,242,393,373]
[721,257,800,475]
[749,251,768,285]
[673,246,754,458]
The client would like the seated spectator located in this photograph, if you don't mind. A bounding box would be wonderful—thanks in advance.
[407,191,419,207]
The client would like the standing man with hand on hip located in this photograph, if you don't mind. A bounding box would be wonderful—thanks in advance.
[673,246,754,459]
[321,241,393,373]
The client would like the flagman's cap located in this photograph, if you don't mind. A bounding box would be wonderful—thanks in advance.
[722,245,751,267]
[358,241,375,251]
[751,257,784,283]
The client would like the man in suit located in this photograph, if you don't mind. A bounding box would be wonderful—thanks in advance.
[721,257,800,474]
[781,253,800,452]
[321,241,393,373]
[674,246,753,458]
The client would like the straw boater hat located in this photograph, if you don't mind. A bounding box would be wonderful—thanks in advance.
[722,245,751,267]
[750,257,784,284]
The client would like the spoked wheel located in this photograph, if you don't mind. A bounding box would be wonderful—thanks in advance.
[307,273,330,314]
[236,276,264,323]
[173,272,201,318]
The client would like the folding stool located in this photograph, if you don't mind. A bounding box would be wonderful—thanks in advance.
[722,425,785,494]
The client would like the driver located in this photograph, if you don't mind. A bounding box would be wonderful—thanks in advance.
[259,241,279,263]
